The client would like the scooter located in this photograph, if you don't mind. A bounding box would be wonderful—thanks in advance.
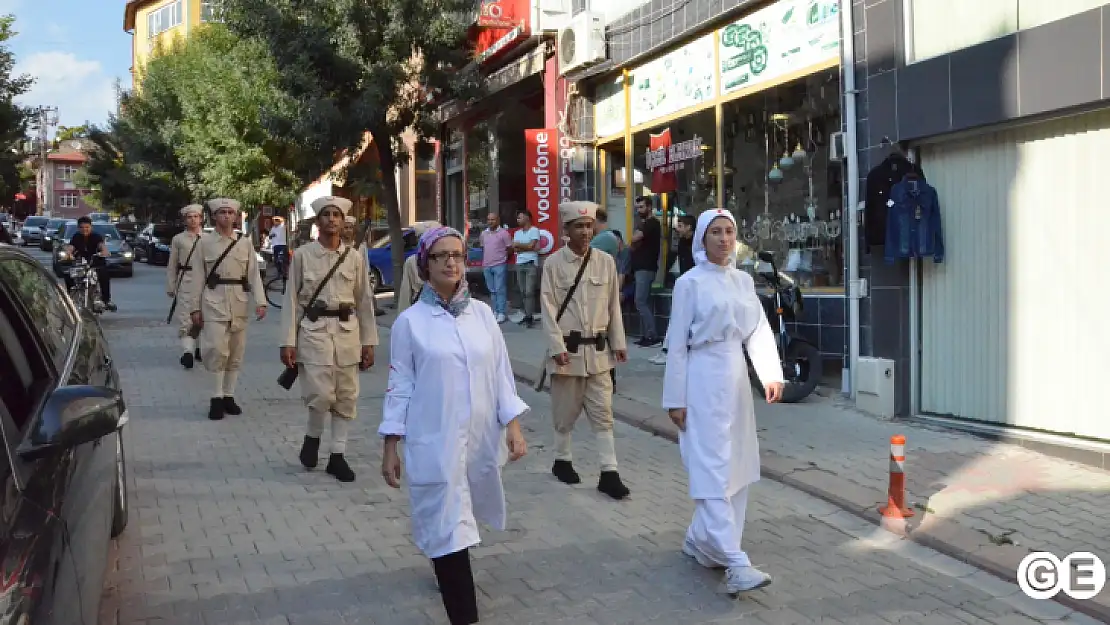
[746,250,822,403]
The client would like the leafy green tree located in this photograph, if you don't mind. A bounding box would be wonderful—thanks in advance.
[220,0,481,301]
[0,15,33,207]
[55,124,90,143]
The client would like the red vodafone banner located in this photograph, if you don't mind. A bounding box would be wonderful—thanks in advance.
[524,128,559,254]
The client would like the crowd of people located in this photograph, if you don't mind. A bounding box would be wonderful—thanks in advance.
[155,196,786,625]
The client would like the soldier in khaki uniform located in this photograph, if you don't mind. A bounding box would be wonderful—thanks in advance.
[166,204,205,369]
[395,220,440,313]
[188,198,268,421]
[540,201,631,500]
[281,197,378,482]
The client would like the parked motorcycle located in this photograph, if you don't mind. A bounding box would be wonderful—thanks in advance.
[747,250,822,403]
[60,253,107,315]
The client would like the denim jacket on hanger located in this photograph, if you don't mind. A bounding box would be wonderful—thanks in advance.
[884,177,945,264]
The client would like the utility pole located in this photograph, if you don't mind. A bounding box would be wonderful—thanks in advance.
[28,105,59,216]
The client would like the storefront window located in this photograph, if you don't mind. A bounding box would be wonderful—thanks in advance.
[465,120,493,233]
[600,141,631,239]
[721,68,843,289]
[632,108,718,221]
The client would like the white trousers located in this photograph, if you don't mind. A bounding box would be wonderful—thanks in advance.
[685,486,752,569]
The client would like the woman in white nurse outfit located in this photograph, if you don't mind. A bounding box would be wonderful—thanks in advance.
[379,226,529,625]
[661,209,785,595]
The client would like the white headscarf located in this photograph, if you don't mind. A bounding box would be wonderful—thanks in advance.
[692,209,739,267]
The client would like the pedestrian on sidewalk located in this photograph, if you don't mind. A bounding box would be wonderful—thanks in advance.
[188,198,268,421]
[167,204,205,369]
[269,215,288,278]
[661,209,785,596]
[630,196,662,347]
[379,225,529,625]
[540,201,631,499]
[511,209,540,328]
[396,221,441,313]
[480,211,512,323]
[281,197,379,483]
[650,214,696,366]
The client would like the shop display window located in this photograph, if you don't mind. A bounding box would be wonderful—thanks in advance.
[465,120,493,233]
[721,68,844,289]
[631,108,718,220]
[600,141,631,239]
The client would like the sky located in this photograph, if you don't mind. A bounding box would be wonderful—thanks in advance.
[2,0,132,134]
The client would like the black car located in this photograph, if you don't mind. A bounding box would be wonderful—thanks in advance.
[52,222,135,278]
[136,223,181,266]
[0,245,130,624]
[39,218,67,251]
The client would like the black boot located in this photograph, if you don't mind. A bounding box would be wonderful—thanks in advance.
[180,352,194,369]
[598,471,631,500]
[208,397,224,421]
[222,396,243,416]
[194,347,202,363]
[326,453,355,482]
[552,460,581,485]
[299,436,320,469]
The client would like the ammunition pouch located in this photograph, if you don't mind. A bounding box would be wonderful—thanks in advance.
[305,300,353,322]
[563,331,608,354]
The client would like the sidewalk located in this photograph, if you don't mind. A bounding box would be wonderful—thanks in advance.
[379,301,1110,620]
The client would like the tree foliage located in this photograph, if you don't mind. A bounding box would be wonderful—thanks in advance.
[219,0,482,300]
[0,15,33,208]
[55,124,90,143]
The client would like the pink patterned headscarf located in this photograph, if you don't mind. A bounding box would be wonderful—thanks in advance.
[416,226,464,281]
[415,226,471,316]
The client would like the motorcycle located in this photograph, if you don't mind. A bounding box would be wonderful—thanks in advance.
[747,250,822,403]
[59,252,108,315]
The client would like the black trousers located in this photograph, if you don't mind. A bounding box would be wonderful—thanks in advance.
[432,548,478,625]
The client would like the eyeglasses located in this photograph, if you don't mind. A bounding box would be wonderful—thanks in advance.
[429,252,466,263]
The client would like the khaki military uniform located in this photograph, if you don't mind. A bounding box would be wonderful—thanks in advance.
[166,230,204,340]
[540,243,627,471]
[280,241,378,436]
[396,253,423,313]
[187,231,267,394]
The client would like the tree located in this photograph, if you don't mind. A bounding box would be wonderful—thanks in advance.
[0,15,33,207]
[55,124,90,143]
[220,0,482,302]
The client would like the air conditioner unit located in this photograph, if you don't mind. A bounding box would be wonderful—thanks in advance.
[558,11,606,76]
[828,131,846,161]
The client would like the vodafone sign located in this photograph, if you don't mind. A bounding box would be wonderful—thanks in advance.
[524,128,559,254]
[473,0,531,64]
[478,0,526,29]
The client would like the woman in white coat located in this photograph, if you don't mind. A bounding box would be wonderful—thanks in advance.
[661,209,785,596]
[379,226,529,625]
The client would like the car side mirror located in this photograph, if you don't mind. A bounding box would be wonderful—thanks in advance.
[17,386,125,462]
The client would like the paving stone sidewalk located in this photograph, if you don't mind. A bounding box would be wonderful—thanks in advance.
[452,307,1110,620]
[97,269,1099,624]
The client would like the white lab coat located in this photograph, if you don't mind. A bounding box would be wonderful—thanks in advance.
[661,264,784,499]
[379,297,529,559]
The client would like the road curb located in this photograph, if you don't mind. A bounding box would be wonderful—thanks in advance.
[507,355,1110,623]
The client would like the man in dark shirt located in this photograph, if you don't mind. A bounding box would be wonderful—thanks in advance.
[650,214,696,365]
[629,196,662,347]
[64,216,115,309]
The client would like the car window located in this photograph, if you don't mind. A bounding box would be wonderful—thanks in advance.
[0,258,77,374]
[63,224,120,241]
[23,217,46,227]
[0,274,55,431]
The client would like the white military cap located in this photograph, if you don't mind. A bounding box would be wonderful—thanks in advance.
[344,215,357,224]
[180,204,204,217]
[559,201,598,225]
[412,220,442,236]
[310,196,353,215]
[207,198,241,212]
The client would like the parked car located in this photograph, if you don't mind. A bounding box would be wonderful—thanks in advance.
[365,228,420,292]
[114,221,144,246]
[135,222,181,266]
[39,218,68,251]
[18,216,47,247]
[0,244,130,625]
[53,221,135,278]
[88,212,112,223]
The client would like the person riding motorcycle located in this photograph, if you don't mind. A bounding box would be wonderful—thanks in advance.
[63,216,116,311]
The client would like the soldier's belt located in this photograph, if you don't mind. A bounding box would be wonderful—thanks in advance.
[207,276,250,292]
[305,301,354,322]
[177,264,192,271]
[564,331,608,353]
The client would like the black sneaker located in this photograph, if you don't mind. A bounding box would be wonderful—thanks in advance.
[552,460,581,485]
[598,471,631,500]
[326,453,355,482]
[180,352,194,369]
[222,396,243,416]
[208,397,224,421]
[299,436,321,469]
[637,337,662,348]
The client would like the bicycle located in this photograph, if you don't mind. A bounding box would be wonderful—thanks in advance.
[265,268,287,308]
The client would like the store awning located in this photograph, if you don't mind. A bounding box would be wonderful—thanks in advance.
[437,44,546,123]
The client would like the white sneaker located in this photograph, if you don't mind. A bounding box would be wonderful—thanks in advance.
[682,541,724,569]
[649,351,668,365]
[496,313,507,324]
[725,566,772,594]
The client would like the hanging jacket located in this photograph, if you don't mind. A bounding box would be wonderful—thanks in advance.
[884,177,944,264]
[865,154,925,247]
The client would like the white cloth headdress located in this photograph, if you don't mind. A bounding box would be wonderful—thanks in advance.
[692,209,739,267]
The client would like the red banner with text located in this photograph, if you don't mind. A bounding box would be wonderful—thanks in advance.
[648,129,678,193]
[524,128,559,255]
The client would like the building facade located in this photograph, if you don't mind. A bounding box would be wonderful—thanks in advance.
[43,140,96,220]
[853,0,1110,444]
[123,0,222,84]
